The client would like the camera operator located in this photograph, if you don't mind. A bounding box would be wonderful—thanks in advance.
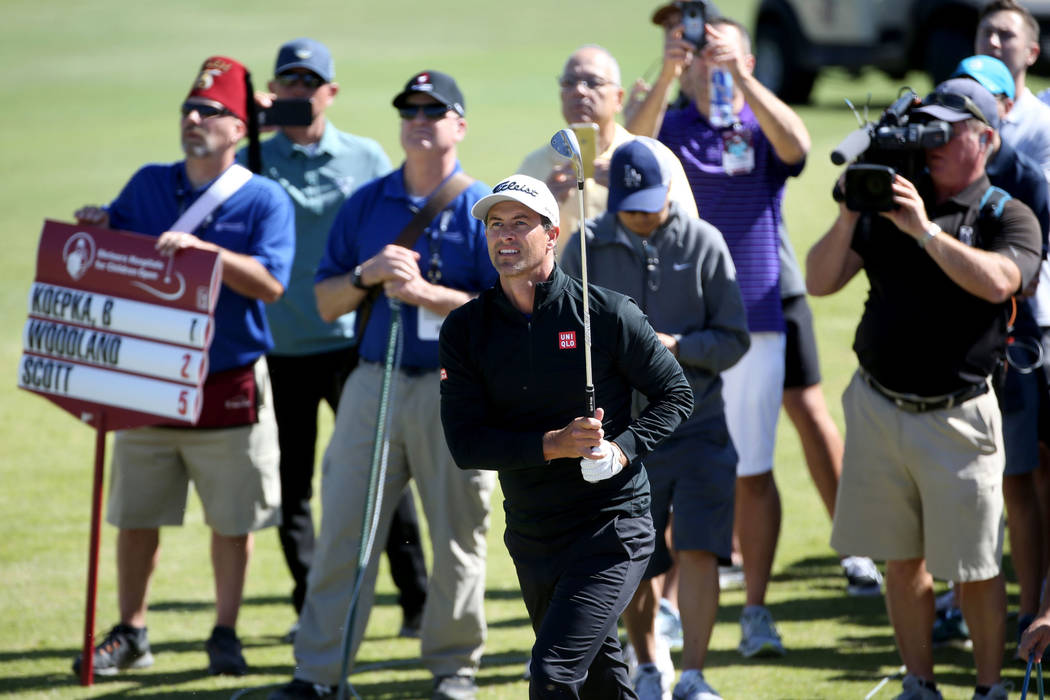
[807,81,1041,700]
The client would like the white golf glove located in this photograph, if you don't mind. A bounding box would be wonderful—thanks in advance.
[580,440,623,483]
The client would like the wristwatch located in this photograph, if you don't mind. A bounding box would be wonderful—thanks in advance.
[917,222,940,250]
[350,265,369,290]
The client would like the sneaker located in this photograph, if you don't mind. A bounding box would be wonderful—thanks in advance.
[738,605,785,658]
[432,674,477,700]
[399,610,423,638]
[281,620,299,644]
[624,636,674,694]
[842,556,883,596]
[71,623,154,676]
[934,586,956,614]
[633,664,671,700]
[268,678,337,699]
[673,669,722,700]
[718,564,745,590]
[658,598,684,651]
[894,674,943,700]
[973,680,1012,699]
[931,608,970,647]
[205,625,247,676]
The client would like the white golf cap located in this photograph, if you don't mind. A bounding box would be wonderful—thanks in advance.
[471,174,560,228]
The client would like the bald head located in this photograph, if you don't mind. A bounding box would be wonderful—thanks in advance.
[558,45,625,127]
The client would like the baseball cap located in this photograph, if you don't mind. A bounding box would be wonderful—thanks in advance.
[951,55,1015,100]
[915,78,998,129]
[608,137,672,213]
[187,56,251,122]
[651,0,720,27]
[275,38,334,82]
[471,175,560,228]
[392,70,465,117]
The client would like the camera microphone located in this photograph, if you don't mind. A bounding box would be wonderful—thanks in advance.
[831,128,873,165]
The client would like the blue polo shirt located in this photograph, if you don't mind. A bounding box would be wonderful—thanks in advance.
[106,162,295,373]
[315,164,496,369]
[239,122,392,355]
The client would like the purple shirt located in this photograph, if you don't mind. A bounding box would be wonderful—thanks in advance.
[659,102,804,332]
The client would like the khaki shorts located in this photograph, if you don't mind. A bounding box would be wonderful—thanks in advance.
[831,371,1004,582]
[106,358,280,536]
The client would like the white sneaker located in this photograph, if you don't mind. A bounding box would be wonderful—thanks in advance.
[973,680,1012,700]
[657,598,684,651]
[738,605,785,658]
[718,564,745,590]
[633,664,671,700]
[673,669,722,700]
[842,556,883,596]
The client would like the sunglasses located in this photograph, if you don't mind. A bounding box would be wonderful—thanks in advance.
[921,92,991,126]
[180,102,235,119]
[558,75,615,91]
[274,71,326,89]
[397,103,453,120]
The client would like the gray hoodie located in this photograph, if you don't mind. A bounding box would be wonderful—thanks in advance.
[561,200,749,429]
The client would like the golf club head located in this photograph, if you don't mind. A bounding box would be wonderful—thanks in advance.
[550,128,584,183]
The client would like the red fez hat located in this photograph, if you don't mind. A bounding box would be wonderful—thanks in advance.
[187,56,250,122]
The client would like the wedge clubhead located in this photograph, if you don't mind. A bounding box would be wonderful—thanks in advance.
[550,128,584,183]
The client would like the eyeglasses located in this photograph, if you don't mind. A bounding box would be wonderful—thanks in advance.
[558,75,616,91]
[397,103,453,120]
[274,71,326,89]
[180,102,234,119]
[921,91,991,126]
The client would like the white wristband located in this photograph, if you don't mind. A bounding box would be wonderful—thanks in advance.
[918,222,940,250]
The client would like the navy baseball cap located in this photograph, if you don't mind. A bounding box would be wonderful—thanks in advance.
[275,38,334,82]
[951,55,1015,100]
[392,70,465,117]
[915,78,998,130]
[608,137,672,213]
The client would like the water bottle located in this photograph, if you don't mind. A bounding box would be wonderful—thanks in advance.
[709,67,735,128]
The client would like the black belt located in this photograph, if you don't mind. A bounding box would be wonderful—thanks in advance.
[363,360,434,377]
[858,369,988,413]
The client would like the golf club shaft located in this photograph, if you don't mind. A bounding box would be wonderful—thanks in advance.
[576,178,595,416]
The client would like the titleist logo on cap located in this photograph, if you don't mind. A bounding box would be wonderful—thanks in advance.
[494,181,538,197]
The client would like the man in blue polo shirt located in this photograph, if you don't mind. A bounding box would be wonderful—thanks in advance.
[269,70,497,700]
[245,38,428,644]
[71,56,294,677]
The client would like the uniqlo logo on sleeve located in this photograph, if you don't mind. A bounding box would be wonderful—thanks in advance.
[440,368,448,380]
[558,331,577,350]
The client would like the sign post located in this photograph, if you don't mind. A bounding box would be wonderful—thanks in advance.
[17,220,222,685]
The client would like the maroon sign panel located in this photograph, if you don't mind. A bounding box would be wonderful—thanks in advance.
[17,220,222,431]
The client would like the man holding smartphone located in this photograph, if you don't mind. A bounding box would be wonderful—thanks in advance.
[629,12,811,659]
[243,39,429,644]
[518,44,698,252]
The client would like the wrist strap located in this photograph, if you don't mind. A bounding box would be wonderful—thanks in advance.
[918,222,941,250]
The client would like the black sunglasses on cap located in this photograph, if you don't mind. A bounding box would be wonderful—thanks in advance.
[274,71,326,89]
[180,102,235,119]
[397,103,453,120]
[921,91,991,126]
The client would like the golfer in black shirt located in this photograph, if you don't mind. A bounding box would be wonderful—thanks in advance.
[440,174,693,698]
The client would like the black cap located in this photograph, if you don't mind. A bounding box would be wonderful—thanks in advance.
[391,70,465,116]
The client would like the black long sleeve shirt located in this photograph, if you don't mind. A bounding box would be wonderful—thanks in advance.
[439,265,693,538]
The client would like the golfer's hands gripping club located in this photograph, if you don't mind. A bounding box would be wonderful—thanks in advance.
[541,408,626,482]
[580,439,624,483]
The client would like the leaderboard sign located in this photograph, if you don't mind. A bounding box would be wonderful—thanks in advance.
[18,220,222,430]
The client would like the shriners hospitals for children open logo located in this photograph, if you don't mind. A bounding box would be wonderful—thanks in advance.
[63,232,96,281]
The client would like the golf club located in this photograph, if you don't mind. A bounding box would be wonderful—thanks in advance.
[549,127,595,415]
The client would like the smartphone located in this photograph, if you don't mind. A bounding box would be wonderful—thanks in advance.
[570,122,599,180]
[257,98,313,127]
[681,0,708,49]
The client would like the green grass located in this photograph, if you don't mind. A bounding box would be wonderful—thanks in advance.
[4,1,1050,698]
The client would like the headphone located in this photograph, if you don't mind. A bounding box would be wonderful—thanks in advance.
[980,132,990,147]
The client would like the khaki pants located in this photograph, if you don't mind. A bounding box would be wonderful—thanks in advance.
[294,361,496,684]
